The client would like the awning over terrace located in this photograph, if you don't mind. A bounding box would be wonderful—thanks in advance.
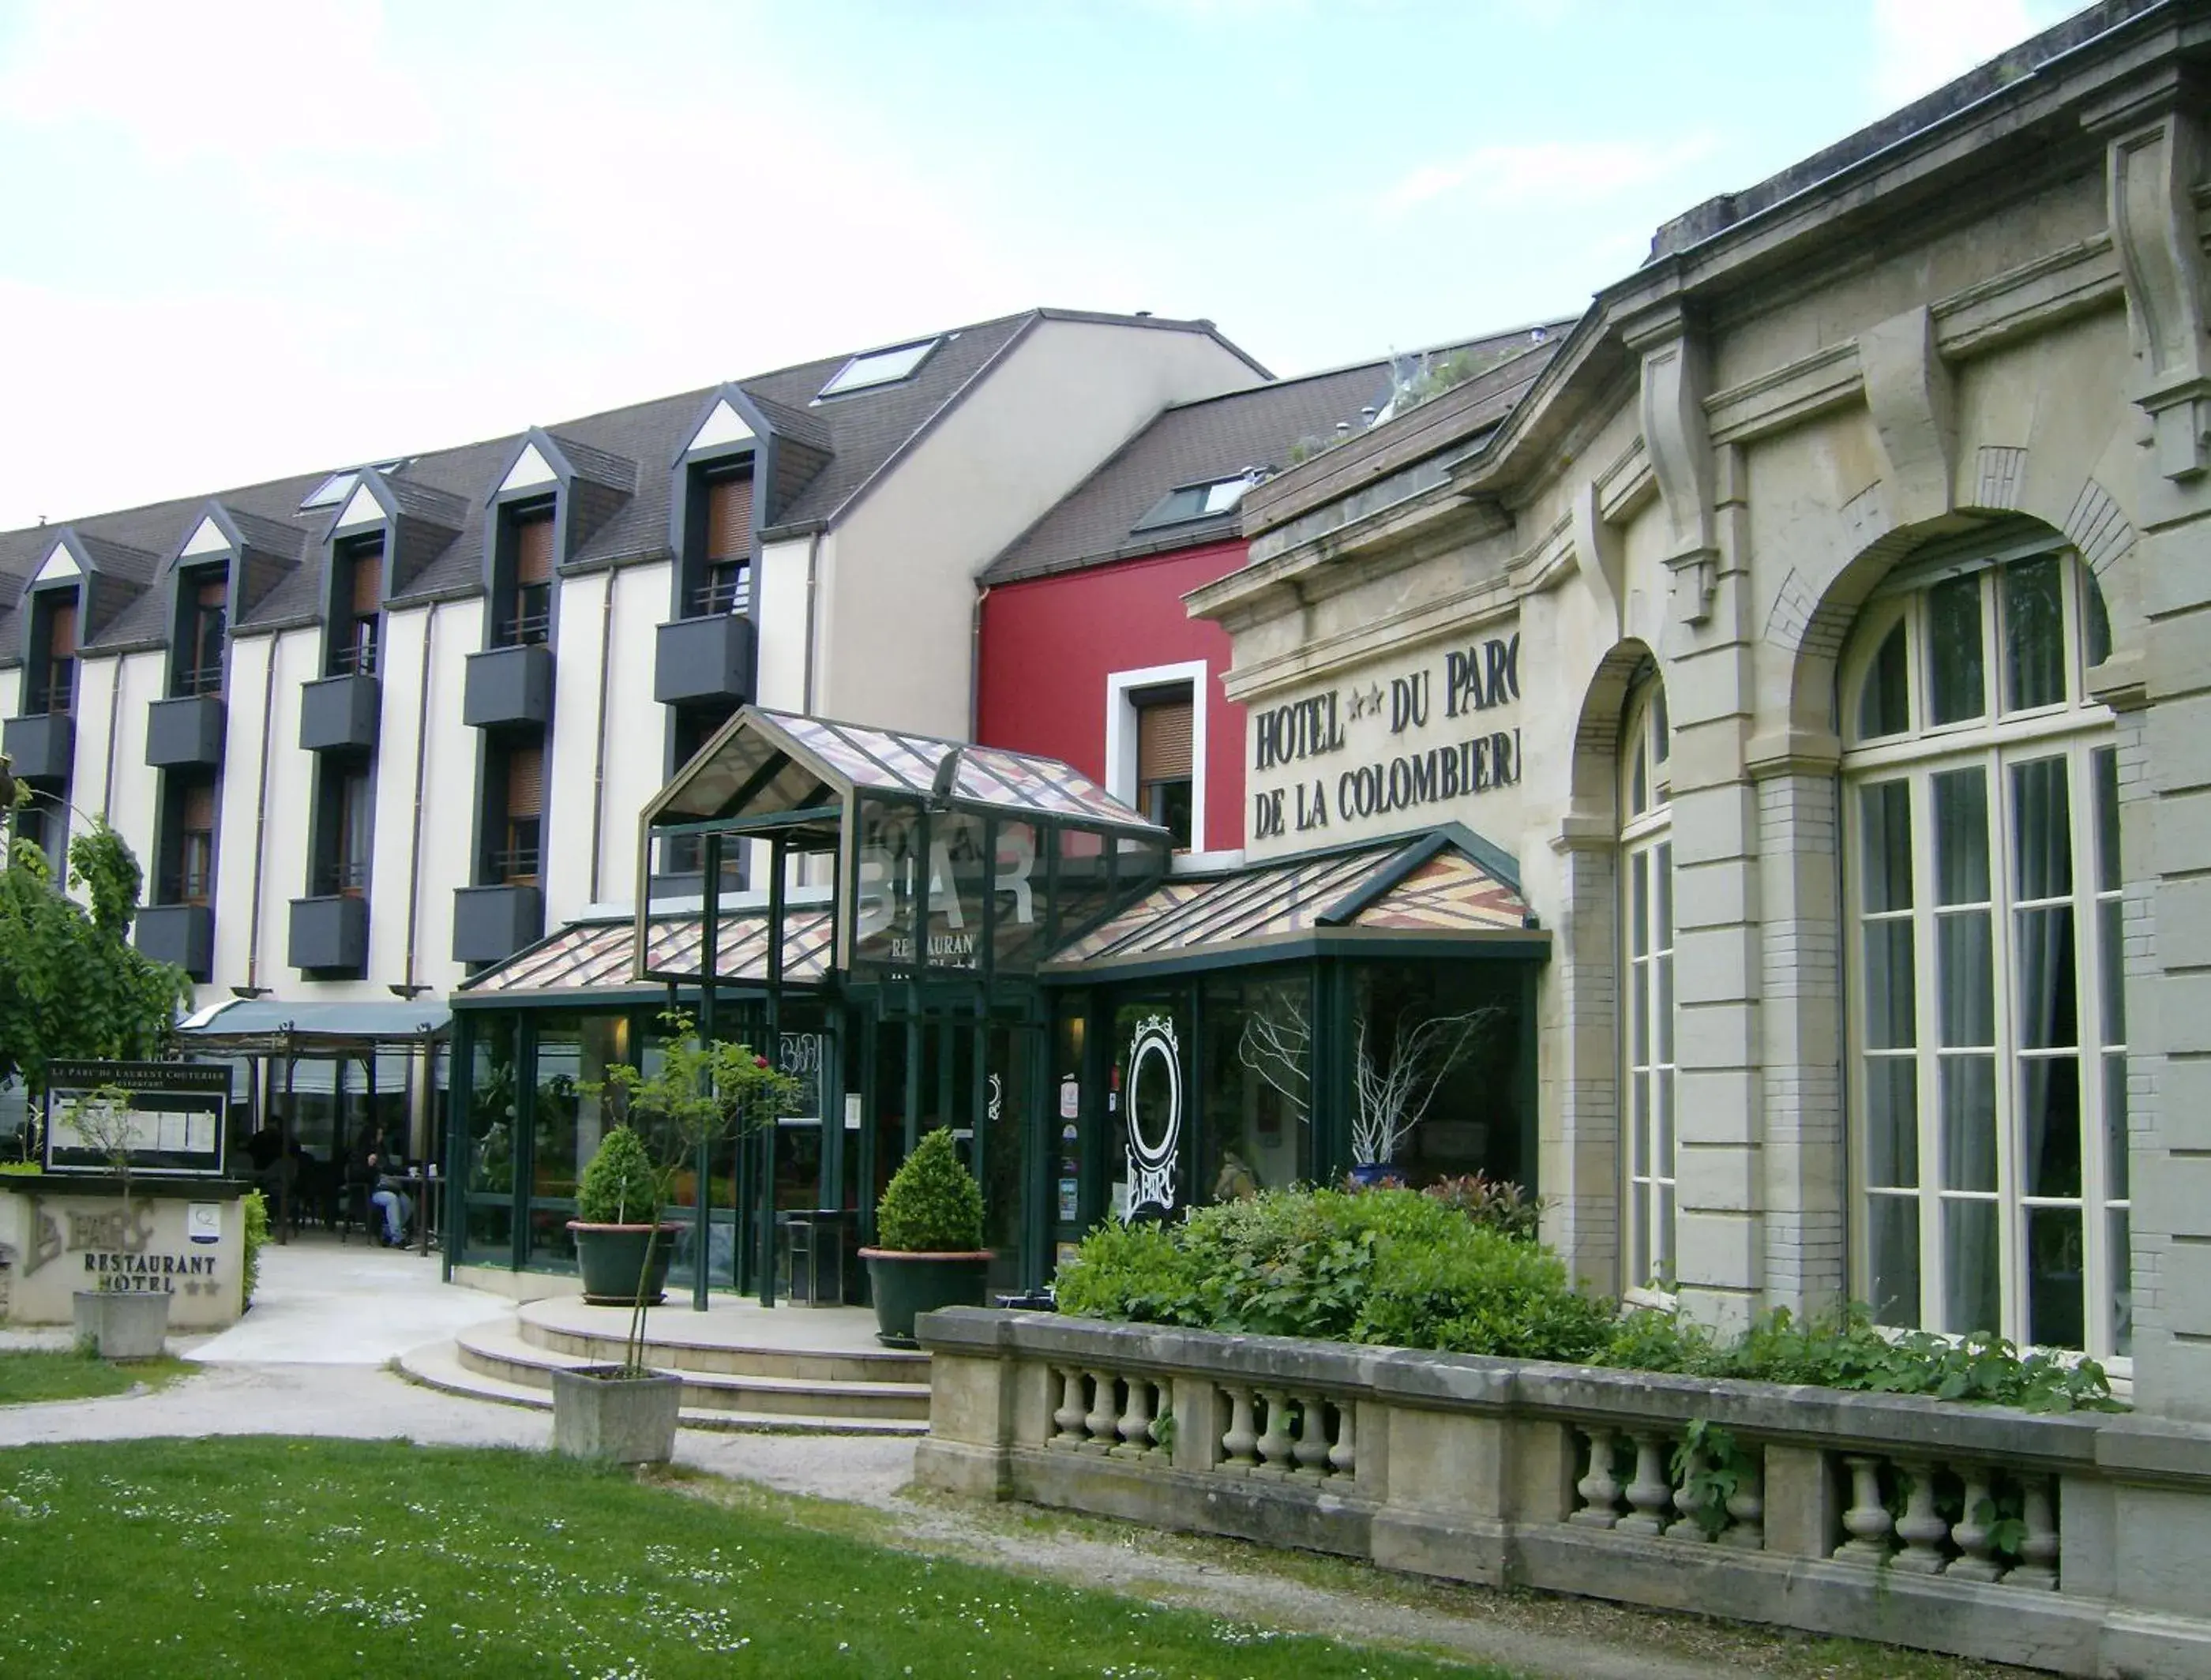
[175,997,451,1054]
[460,905,835,999]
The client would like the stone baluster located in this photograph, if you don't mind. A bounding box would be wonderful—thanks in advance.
[1292,1395,1333,1480]
[1616,1432,1675,1536]
[1834,1455,1895,1563]
[1052,1367,1087,1447]
[1891,1459,1950,1573]
[1220,1386,1259,1474]
[1113,1376,1154,1459]
[2007,1476,2059,1590]
[1667,1442,1714,1541]
[1252,1389,1297,1478]
[1570,1427,1626,1528]
[1721,1454,1764,1551]
[1946,1466,2003,1582]
[1327,1404,1357,1480]
[1083,1368,1120,1452]
[1147,1386,1173,1457]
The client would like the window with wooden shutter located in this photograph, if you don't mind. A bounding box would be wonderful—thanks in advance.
[179,781,217,903]
[502,743,544,883]
[1135,688,1196,850]
[706,474,752,561]
[184,569,227,696]
[42,595,77,713]
[505,510,554,647]
[347,544,383,675]
[515,512,555,583]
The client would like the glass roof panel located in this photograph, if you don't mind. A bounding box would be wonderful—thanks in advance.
[817,339,939,399]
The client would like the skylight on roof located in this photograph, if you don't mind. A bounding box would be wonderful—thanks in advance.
[816,337,940,399]
[1131,474,1257,534]
[298,458,411,511]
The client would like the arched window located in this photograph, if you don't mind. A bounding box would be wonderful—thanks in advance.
[1840,537,2127,1356]
[1620,671,1673,1288]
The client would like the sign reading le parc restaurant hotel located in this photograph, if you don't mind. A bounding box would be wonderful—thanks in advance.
[1246,625,1522,857]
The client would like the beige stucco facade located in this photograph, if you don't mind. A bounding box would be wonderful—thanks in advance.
[1199,5,2211,1420]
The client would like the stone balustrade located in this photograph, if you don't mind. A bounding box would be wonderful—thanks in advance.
[915,1309,2211,1678]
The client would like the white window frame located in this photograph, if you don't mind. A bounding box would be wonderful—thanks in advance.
[1619,677,1674,1297]
[1105,660,1208,854]
[1840,545,2128,1359]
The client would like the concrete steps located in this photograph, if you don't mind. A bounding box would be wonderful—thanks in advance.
[398,1328,927,1437]
[519,1314,927,1389]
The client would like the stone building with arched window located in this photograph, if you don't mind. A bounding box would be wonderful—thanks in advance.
[1198,0,2211,1417]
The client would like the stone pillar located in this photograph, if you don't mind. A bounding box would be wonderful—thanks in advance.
[1543,818,1623,1295]
[1747,748,1846,1318]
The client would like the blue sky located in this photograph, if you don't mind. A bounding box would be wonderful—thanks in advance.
[0,0,2076,528]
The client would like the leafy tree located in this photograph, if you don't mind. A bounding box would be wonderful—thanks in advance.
[0,804,193,1144]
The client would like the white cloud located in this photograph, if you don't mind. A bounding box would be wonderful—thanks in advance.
[1868,0,2074,109]
[1377,136,1718,219]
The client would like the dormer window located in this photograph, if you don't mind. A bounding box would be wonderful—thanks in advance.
[334,535,384,676]
[175,568,227,698]
[497,507,554,647]
[816,337,940,399]
[29,591,77,714]
[1132,474,1258,534]
[698,471,752,615]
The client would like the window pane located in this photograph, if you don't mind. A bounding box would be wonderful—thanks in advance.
[1633,961,1650,1063]
[2105,1054,2130,1202]
[1943,1198,2001,1335]
[1928,573,1987,725]
[2015,906,2077,1048]
[1936,911,1993,1047]
[2109,1208,2133,1357]
[2021,1055,2081,1198]
[1656,842,1672,945]
[2085,572,2114,668]
[2028,1204,2085,1350]
[2010,757,2073,900]
[1631,738,1648,816]
[1864,1056,1920,1188]
[2093,747,2120,894]
[2100,898,2125,1045]
[1631,849,1649,958]
[1657,1183,1675,1277]
[1932,767,1989,905]
[1939,1056,1998,1192]
[1859,620,1911,738]
[1630,1191,1649,1288]
[1868,1194,1921,1329]
[1859,781,1913,913]
[1631,1071,1649,1175]
[1657,954,1674,1063]
[2003,555,2066,711]
[1657,1068,1674,1179]
[1863,921,1916,1049]
[1652,685,1670,766]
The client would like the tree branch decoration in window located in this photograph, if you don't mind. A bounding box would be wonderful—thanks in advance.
[1237,989,1311,1116]
[1350,1007,1500,1170]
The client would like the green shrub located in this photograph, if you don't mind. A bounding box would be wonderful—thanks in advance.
[241,1190,269,1310]
[1055,1187,2122,1411]
[574,1126,663,1225]
[875,1127,985,1253]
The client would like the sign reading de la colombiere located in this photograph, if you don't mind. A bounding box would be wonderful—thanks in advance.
[1247,626,1522,857]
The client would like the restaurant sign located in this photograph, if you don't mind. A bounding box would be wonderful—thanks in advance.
[1246,625,1522,857]
[42,1059,231,1178]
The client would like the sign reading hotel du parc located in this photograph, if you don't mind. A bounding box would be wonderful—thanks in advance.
[1246,624,1523,858]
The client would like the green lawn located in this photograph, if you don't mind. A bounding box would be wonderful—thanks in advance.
[0,1438,1500,1678]
[0,1350,193,1405]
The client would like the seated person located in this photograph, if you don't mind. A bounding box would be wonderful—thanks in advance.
[362,1129,413,1247]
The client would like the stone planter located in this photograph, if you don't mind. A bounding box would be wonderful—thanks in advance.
[569,1222,683,1307]
[860,1248,991,1348]
[72,1290,171,1359]
[550,1365,682,1464]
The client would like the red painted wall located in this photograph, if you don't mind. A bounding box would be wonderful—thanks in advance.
[977,540,1246,851]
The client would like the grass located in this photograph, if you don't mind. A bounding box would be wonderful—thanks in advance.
[0,1438,1509,1678]
[0,1350,193,1405]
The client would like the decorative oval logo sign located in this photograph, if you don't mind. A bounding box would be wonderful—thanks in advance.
[1124,1015,1181,1217]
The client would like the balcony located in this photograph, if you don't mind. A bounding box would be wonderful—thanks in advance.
[654,612,754,708]
[133,903,214,981]
[452,883,543,966]
[145,694,225,771]
[299,672,380,754]
[2,711,73,784]
[463,643,553,730]
[287,894,369,975]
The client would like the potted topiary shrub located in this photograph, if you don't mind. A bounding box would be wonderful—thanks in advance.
[554,1011,799,1464]
[66,1084,172,1360]
[568,1126,680,1307]
[860,1127,990,1348]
